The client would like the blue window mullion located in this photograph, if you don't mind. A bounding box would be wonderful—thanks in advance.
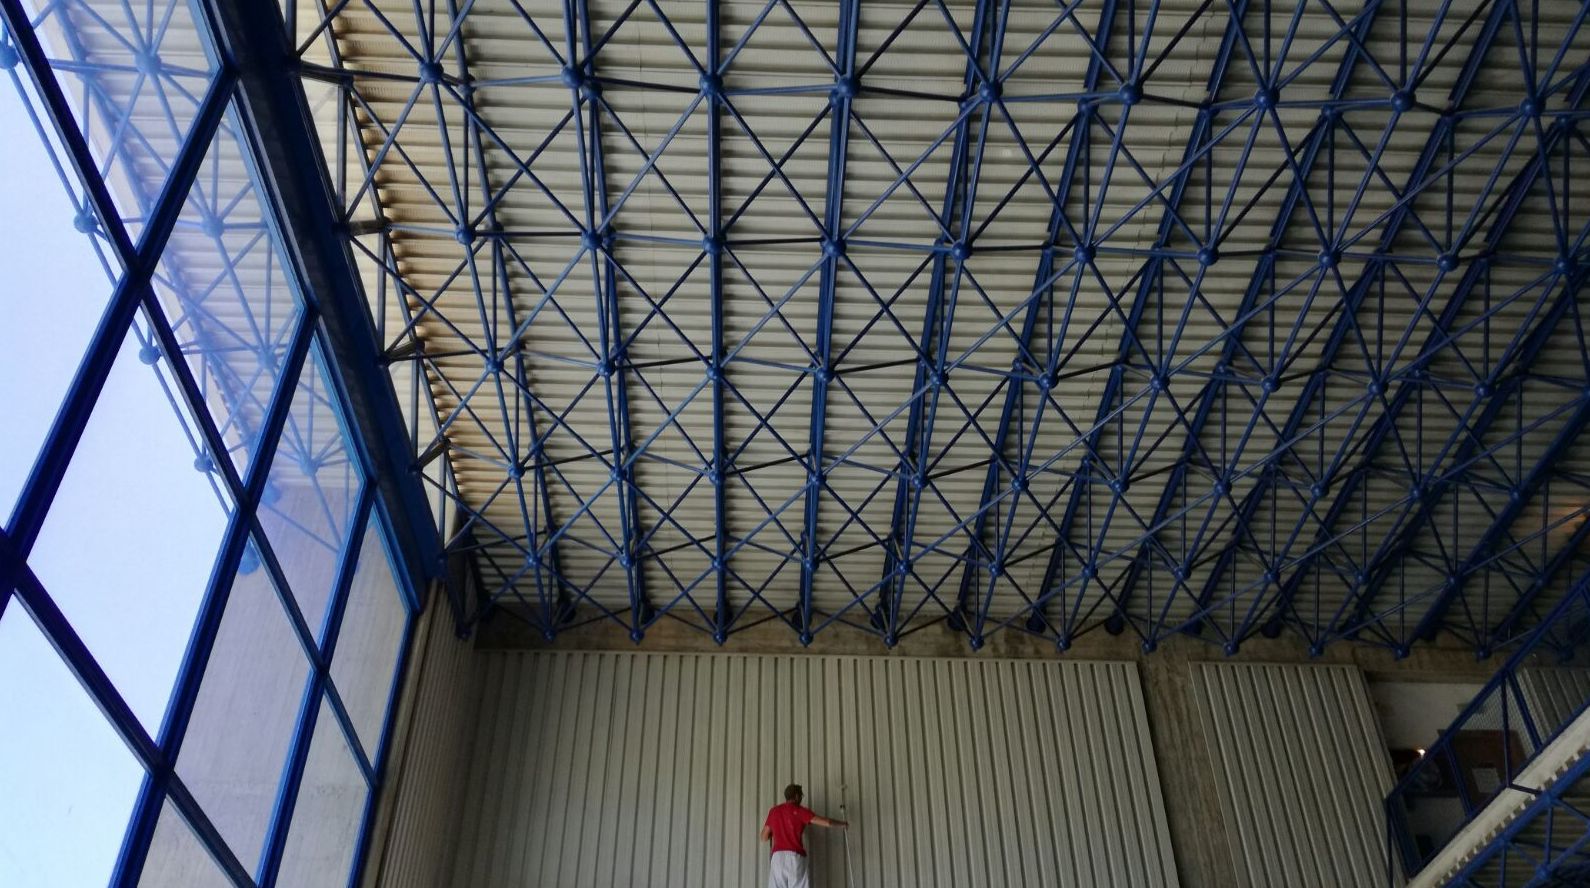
[255,484,374,888]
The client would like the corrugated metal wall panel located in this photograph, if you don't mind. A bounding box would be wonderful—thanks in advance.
[1518,668,1590,743]
[1191,663,1396,888]
[451,652,1178,888]
[362,593,482,888]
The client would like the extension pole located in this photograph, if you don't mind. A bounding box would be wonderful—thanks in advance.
[840,783,857,888]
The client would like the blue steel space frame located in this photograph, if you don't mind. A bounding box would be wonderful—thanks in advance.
[0,2,437,886]
[294,0,1590,657]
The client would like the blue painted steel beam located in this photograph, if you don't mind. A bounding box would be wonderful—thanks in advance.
[1195,0,1514,642]
[796,0,860,644]
[1284,76,1589,645]
[1037,0,1249,643]
[1406,281,1590,643]
[566,0,650,637]
[1117,4,1384,646]
[957,0,1122,638]
[883,0,999,647]
[706,0,729,643]
[447,1,565,634]
[1489,499,1590,645]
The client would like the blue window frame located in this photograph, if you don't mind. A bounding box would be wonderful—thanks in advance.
[0,2,432,886]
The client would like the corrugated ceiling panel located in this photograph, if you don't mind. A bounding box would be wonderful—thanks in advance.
[451,651,1178,887]
[1192,662,1396,888]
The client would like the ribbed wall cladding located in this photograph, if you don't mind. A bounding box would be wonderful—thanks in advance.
[1191,663,1396,888]
[450,652,1178,888]
[363,595,482,888]
[1518,668,1590,740]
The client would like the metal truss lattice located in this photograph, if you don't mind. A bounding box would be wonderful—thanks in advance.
[290,0,1590,654]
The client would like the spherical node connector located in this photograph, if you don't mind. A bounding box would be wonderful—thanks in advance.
[1389,90,1415,113]
[527,553,541,569]
[1010,475,1027,493]
[1436,252,1459,273]
[1055,634,1071,652]
[910,473,925,491]
[1212,479,1229,498]
[1308,643,1325,658]
[73,210,98,234]
[1474,382,1490,398]
[1476,645,1493,661]
[1171,566,1187,584]
[969,634,985,651]
[1108,478,1125,495]
[929,369,946,389]
[1081,562,1097,580]
[704,362,720,382]
[949,240,972,262]
[1260,375,1278,394]
[1309,483,1325,500]
[702,235,723,256]
[597,359,613,379]
[560,66,582,90]
[1117,82,1143,106]
[1141,638,1158,654]
[713,629,728,645]
[1318,104,1340,123]
[543,627,558,642]
[883,632,899,648]
[199,215,225,239]
[813,365,831,385]
[418,60,443,84]
[581,229,602,253]
[1253,87,1278,110]
[896,559,911,577]
[138,344,162,365]
[1393,645,1410,661]
[1318,249,1340,269]
[193,455,214,473]
[1263,571,1278,586]
[1366,379,1383,397]
[630,628,645,643]
[830,76,858,102]
[1072,243,1095,265]
[0,43,17,71]
[136,52,163,76]
[799,630,814,646]
[989,561,1003,578]
[699,71,723,100]
[507,464,523,480]
[977,80,1001,104]
[1223,641,1241,657]
[1555,255,1577,276]
[1519,96,1539,118]
[1148,375,1164,392]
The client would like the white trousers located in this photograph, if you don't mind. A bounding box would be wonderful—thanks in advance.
[768,850,810,888]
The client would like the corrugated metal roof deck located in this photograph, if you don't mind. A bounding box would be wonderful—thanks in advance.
[288,0,1590,653]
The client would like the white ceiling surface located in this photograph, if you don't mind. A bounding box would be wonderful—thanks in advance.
[293,0,1590,645]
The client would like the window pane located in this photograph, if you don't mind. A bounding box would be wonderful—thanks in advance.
[0,52,121,524]
[330,515,409,759]
[177,541,311,873]
[29,316,233,731]
[151,106,302,478]
[138,801,236,888]
[257,346,362,641]
[21,0,220,241]
[0,604,144,888]
[276,698,370,888]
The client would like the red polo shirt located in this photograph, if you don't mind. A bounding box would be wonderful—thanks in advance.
[764,801,816,855]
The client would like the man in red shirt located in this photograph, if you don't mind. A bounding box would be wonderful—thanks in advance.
[760,783,847,888]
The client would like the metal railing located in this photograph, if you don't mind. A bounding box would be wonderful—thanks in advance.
[1386,577,1590,880]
